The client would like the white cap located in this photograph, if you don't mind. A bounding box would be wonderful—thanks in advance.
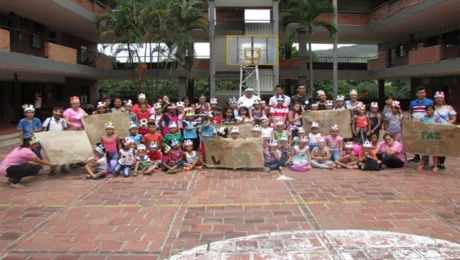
[29,136,40,145]
[153,103,162,110]
[244,87,254,92]
[97,102,105,108]
[330,124,339,131]
[184,139,193,146]
[176,101,185,108]
[276,95,284,101]
[123,137,133,145]
[210,98,218,104]
[317,135,325,143]
[230,126,239,134]
[252,125,262,132]
[350,89,358,96]
[311,103,319,107]
[336,95,345,101]
[261,115,269,121]
[276,121,284,126]
[95,143,106,154]
[137,144,147,151]
[105,122,115,129]
[138,93,146,99]
[344,142,353,149]
[299,136,308,143]
[326,100,333,106]
[125,100,133,106]
[23,104,35,112]
[363,140,373,148]
[269,139,278,147]
[128,122,138,129]
[169,122,178,128]
[253,99,261,105]
[371,102,379,108]
[317,90,326,98]
[311,122,319,128]
[297,128,305,134]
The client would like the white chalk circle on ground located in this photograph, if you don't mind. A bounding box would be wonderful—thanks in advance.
[170,230,460,259]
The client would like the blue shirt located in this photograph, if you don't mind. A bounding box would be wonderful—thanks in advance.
[17,118,42,139]
[183,120,198,139]
[200,125,216,140]
[409,98,434,121]
[127,134,143,144]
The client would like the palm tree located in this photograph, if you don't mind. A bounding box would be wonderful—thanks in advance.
[281,0,337,98]
[332,0,338,101]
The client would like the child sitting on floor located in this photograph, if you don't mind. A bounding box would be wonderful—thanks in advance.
[263,139,283,172]
[335,142,358,169]
[279,135,293,167]
[311,136,335,169]
[84,143,109,179]
[273,121,290,143]
[326,124,343,162]
[163,139,185,174]
[183,139,202,171]
[133,144,152,176]
[308,122,322,152]
[358,141,380,171]
[290,136,310,172]
[147,142,162,173]
[114,137,136,177]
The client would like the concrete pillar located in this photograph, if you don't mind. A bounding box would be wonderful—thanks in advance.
[178,76,187,100]
[378,79,385,105]
[209,0,216,98]
[272,0,280,86]
[89,81,99,104]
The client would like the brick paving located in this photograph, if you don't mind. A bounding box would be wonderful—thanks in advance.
[0,144,458,259]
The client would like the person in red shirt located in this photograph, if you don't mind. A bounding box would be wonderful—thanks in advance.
[132,93,152,115]
[136,103,151,135]
[146,142,162,172]
[163,139,185,174]
[269,95,289,126]
[142,122,163,147]
[358,141,380,171]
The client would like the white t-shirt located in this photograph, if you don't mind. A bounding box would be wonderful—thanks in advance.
[118,148,135,165]
[308,133,322,146]
[261,127,274,139]
[185,151,197,163]
[96,156,108,170]
[43,117,67,131]
[238,95,260,108]
[269,95,291,106]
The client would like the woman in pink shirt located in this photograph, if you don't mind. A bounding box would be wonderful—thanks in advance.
[0,137,58,188]
[63,96,88,130]
[131,93,152,115]
[374,133,406,168]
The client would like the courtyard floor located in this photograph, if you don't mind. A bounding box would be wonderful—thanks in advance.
[0,144,459,259]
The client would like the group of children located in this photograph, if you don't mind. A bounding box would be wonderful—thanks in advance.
[16,90,406,178]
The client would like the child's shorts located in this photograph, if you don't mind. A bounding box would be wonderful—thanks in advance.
[138,161,150,170]
[108,152,118,160]
[95,168,106,173]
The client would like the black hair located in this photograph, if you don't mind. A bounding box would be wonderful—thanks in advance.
[95,143,107,154]
[292,102,302,115]
[383,133,394,140]
[275,85,284,90]
[102,96,111,101]
[384,95,393,101]
[53,106,64,112]
[223,106,235,119]
[147,121,156,127]
[425,105,436,111]
[416,86,427,92]
[367,132,377,141]
[19,140,31,150]
[182,97,190,101]
[238,106,250,118]
[140,103,148,108]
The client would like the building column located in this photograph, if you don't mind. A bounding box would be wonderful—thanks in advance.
[178,76,187,100]
[89,81,99,105]
[378,79,385,105]
[272,0,280,86]
[209,0,216,98]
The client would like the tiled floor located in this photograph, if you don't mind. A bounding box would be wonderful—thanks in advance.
[0,144,459,259]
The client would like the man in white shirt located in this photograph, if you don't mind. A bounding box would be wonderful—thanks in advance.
[238,86,260,108]
[269,85,291,107]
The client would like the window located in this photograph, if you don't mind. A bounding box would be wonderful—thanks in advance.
[244,9,270,23]
[31,34,42,49]
[396,44,408,57]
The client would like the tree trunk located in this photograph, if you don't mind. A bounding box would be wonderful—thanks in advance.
[332,0,338,101]
[308,39,314,99]
[187,78,195,99]
[186,43,195,99]
[298,31,307,88]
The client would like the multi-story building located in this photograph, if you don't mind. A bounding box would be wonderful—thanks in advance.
[1,0,459,125]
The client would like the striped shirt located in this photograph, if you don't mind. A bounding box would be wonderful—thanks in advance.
[409,98,433,121]
[269,105,289,123]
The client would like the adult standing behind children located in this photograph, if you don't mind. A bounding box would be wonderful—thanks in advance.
[269,85,291,107]
[63,96,88,169]
[408,86,433,163]
[131,93,151,115]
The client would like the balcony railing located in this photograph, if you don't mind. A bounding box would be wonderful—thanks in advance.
[214,19,273,36]
[77,48,97,66]
[0,25,46,57]
[441,37,460,60]
[314,56,373,63]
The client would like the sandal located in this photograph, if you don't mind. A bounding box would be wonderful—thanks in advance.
[417,165,425,171]
[433,167,440,173]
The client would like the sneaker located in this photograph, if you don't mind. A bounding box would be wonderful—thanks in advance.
[195,166,202,170]
[263,167,270,172]
[183,167,191,171]
[132,171,138,177]
[60,166,70,174]
[408,155,420,163]
[10,183,26,189]
[49,168,56,176]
